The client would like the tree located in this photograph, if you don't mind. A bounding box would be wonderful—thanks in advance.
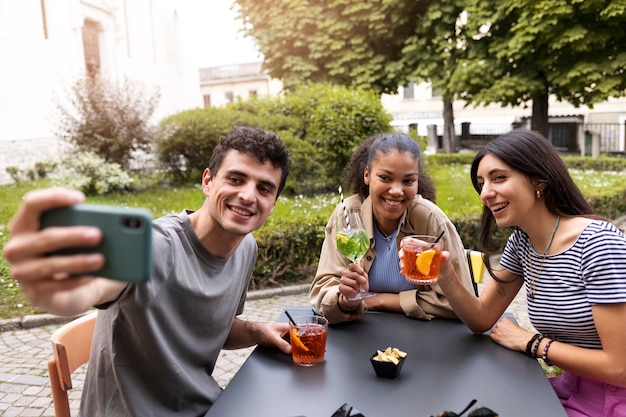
[54,76,161,169]
[235,0,474,152]
[234,0,428,94]
[401,1,467,151]
[451,0,626,137]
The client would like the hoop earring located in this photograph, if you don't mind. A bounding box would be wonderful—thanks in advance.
[536,189,542,199]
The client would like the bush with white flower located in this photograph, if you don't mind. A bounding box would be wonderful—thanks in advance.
[51,152,133,195]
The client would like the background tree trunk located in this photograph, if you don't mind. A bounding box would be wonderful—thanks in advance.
[531,88,549,138]
[442,98,456,153]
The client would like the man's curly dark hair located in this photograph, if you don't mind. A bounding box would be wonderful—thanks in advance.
[208,126,291,198]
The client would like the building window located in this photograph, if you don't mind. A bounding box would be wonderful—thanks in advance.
[249,90,258,98]
[203,94,211,107]
[225,91,234,104]
[403,82,415,100]
[82,19,101,77]
[549,122,578,152]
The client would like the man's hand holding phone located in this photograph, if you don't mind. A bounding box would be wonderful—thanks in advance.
[3,188,152,316]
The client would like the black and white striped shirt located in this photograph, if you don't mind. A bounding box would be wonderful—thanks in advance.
[499,220,626,349]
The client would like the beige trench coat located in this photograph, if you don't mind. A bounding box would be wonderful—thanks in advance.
[309,194,475,324]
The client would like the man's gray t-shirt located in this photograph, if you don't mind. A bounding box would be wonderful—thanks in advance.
[80,210,256,417]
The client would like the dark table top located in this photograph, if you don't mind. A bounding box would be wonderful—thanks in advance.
[206,306,567,417]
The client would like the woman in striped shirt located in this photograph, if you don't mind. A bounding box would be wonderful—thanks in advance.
[423,129,626,416]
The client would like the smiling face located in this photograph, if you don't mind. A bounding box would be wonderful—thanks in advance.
[364,149,419,232]
[475,153,542,229]
[202,149,281,239]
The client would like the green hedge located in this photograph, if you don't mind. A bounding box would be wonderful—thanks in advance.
[253,214,327,288]
[563,155,626,171]
[427,153,626,172]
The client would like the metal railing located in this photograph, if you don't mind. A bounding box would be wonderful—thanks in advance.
[584,123,624,154]
[452,121,625,155]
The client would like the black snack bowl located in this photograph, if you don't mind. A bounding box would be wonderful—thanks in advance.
[370,353,406,379]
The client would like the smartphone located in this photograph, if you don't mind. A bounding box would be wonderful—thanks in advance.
[39,204,153,283]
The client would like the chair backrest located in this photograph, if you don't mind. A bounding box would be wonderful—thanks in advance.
[465,249,486,296]
[47,311,97,417]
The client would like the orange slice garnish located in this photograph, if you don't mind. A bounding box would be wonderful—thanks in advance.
[290,329,309,351]
[416,249,436,276]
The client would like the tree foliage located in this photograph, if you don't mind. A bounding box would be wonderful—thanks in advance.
[401,1,466,151]
[234,0,429,94]
[234,0,626,140]
[451,0,626,135]
[234,0,470,151]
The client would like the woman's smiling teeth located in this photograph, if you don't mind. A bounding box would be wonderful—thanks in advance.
[491,203,508,213]
[383,198,402,206]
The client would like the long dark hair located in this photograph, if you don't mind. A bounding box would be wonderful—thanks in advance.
[343,133,436,202]
[470,129,599,272]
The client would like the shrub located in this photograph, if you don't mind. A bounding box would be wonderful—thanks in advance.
[5,166,21,183]
[274,131,324,196]
[155,83,393,194]
[229,98,327,194]
[283,83,393,187]
[54,75,160,169]
[156,106,267,182]
[51,152,133,195]
[5,161,57,183]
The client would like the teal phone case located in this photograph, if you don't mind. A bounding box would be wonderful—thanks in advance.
[40,204,153,283]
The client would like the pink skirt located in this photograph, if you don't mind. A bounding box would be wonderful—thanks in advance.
[550,371,626,417]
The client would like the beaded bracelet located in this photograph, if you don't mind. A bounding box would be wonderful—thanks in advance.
[525,333,542,357]
[541,339,554,366]
[531,335,544,358]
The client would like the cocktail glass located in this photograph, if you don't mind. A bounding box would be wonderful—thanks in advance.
[400,234,444,285]
[288,315,328,367]
[336,211,377,300]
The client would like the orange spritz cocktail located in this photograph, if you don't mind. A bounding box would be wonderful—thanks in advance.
[289,315,328,367]
[401,235,444,285]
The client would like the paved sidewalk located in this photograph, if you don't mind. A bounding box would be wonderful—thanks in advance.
[0,283,531,417]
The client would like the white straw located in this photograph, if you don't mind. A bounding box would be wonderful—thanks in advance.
[338,185,351,230]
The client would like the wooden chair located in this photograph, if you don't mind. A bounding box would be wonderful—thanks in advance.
[47,311,97,417]
[465,249,486,296]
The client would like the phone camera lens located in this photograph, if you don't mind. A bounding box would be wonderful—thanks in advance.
[124,217,142,229]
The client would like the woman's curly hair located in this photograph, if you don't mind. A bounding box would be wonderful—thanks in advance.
[342,133,436,203]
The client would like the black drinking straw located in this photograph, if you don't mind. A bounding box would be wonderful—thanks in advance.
[284,310,298,326]
[428,230,445,249]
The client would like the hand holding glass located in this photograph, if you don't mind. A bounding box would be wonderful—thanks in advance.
[336,212,377,300]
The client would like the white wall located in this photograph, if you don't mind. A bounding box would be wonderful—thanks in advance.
[0,0,203,143]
